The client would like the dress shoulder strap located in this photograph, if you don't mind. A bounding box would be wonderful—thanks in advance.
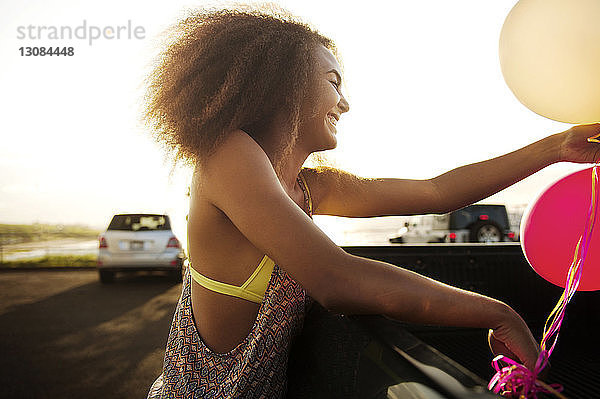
[297,170,313,217]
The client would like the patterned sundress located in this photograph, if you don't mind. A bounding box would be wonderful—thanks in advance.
[148,174,314,398]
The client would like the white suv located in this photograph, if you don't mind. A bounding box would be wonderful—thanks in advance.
[97,214,185,283]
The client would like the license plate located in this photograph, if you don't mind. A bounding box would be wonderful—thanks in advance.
[130,241,144,250]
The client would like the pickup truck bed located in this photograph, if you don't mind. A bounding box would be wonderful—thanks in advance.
[286,244,599,398]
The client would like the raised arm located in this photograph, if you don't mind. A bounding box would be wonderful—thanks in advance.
[432,124,600,212]
[201,130,539,369]
[304,124,600,217]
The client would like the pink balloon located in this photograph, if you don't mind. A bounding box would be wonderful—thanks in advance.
[521,167,600,291]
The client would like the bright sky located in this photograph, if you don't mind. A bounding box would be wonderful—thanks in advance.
[0,0,589,242]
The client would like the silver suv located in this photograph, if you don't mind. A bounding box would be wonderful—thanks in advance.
[389,204,516,244]
[97,214,185,283]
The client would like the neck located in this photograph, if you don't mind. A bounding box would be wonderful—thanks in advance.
[276,148,311,192]
[253,121,311,192]
[260,139,309,191]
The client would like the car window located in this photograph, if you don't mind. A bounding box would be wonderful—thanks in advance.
[449,206,509,230]
[432,214,449,229]
[107,214,171,231]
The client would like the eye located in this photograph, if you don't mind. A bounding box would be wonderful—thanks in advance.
[330,80,341,90]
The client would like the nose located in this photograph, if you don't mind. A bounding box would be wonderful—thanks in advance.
[338,93,350,113]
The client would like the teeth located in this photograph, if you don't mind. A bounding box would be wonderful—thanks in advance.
[328,115,337,126]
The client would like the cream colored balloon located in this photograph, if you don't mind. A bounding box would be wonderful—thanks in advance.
[499,0,600,124]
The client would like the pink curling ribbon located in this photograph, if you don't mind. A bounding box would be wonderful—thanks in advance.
[488,164,600,398]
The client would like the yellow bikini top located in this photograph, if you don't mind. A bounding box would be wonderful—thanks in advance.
[190,171,313,304]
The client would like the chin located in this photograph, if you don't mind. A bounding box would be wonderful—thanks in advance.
[305,125,338,151]
[319,134,337,151]
[323,126,338,149]
[312,140,336,152]
[328,137,337,150]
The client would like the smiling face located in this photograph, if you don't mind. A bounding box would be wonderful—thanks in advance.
[299,45,350,152]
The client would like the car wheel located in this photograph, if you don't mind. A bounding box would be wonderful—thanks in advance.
[469,221,502,243]
[99,270,115,284]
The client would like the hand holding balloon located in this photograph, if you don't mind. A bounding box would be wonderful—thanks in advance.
[555,123,600,164]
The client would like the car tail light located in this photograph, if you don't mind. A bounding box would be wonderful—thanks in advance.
[99,236,108,249]
[449,232,456,242]
[508,232,515,239]
[170,260,178,266]
[167,237,181,248]
[479,214,489,221]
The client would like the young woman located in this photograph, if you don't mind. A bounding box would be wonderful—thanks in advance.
[145,6,600,398]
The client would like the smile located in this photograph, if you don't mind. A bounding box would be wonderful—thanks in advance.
[327,113,338,126]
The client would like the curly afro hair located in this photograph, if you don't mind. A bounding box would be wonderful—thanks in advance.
[143,4,337,175]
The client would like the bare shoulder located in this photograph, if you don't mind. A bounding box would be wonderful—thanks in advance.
[193,130,277,193]
[201,130,271,176]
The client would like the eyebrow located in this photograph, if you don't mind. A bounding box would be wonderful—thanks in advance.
[327,69,342,84]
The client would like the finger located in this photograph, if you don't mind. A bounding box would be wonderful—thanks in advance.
[585,123,600,142]
[488,330,518,360]
[587,132,600,143]
[488,330,537,371]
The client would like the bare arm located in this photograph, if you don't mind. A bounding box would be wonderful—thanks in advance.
[305,124,600,217]
[303,166,443,217]
[201,130,539,369]
[432,124,600,213]
[430,134,560,213]
[326,252,538,369]
[304,136,559,218]
[301,135,561,218]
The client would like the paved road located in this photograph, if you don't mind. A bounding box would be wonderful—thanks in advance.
[0,269,181,399]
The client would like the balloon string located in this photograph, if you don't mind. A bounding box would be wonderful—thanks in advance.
[488,164,600,398]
